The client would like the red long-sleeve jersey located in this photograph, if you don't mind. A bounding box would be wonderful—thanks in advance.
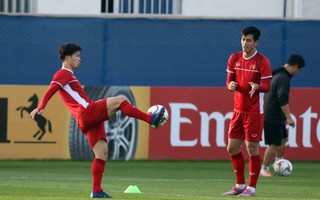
[37,68,92,120]
[226,51,272,114]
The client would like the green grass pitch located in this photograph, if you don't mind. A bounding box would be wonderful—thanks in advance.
[0,160,319,199]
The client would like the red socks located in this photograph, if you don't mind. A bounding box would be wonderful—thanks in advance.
[119,100,151,123]
[92,158,106,192]
[248,155,261,188]
[230,152,246,185]
[231,153,261,188]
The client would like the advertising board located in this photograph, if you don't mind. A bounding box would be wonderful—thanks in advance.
[1,86,319,160]
[149,87,320,161]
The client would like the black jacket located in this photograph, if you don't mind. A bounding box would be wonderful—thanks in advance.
[264,66,292,124]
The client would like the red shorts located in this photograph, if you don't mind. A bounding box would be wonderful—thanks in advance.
[228,111,264,142]
[78,99,109,148]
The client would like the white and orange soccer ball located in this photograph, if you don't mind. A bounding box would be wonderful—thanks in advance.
[147,105,169,127]
[273,159,293,176]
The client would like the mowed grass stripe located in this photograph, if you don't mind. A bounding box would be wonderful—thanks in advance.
[0,160,319,200]
[0,182,230,200]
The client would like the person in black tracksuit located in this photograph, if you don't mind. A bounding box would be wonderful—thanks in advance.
[260,54,305,177]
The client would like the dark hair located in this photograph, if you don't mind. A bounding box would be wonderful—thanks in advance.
[241,26,261,41]
[287,54,305,68]
[59,43,82,60]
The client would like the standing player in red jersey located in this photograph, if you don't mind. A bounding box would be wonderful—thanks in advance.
[222,26,272,197]
[29,43,165,198]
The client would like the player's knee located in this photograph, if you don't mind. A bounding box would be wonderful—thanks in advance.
[113,96,126,108]
[246,144,259,155]
[116,96,126,103]
[102,148,108,160]
[269,144,277,150]
[95,147,108,160]
[93,140,108,160]
[227,146,240,155]
[101,143,108,159]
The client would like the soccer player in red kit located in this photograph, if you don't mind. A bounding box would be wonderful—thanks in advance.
[222,26,272,197]
[29,43,165,198]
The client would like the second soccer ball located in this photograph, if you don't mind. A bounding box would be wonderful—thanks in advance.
[273,159,293,176]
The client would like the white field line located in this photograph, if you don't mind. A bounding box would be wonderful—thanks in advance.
[0,176,319,183]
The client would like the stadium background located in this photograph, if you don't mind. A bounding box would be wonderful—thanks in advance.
[0,14,319,160]
[0,15,319,87]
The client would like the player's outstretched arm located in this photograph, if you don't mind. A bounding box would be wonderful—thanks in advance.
[29,83,60,120]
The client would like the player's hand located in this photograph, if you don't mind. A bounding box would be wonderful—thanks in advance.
[249,82,258,98]
[228,81,238,91]
[29,108,43,120]
[287,118,295,128]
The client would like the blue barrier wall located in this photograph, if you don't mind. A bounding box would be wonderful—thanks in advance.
[0,14,318,87]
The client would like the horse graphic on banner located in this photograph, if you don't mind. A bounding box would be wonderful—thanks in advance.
[16,94,52,140]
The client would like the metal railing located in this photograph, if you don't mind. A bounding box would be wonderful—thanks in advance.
[0,0,35,13]
[102,0,181,15]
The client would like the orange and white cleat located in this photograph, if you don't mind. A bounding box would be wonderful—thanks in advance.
[260,169,274,177]
[222,186,246,196]
[238,188,256,197]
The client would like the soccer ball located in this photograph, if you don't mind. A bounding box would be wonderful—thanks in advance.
[273,159,293,176]
[147,105,169,127]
